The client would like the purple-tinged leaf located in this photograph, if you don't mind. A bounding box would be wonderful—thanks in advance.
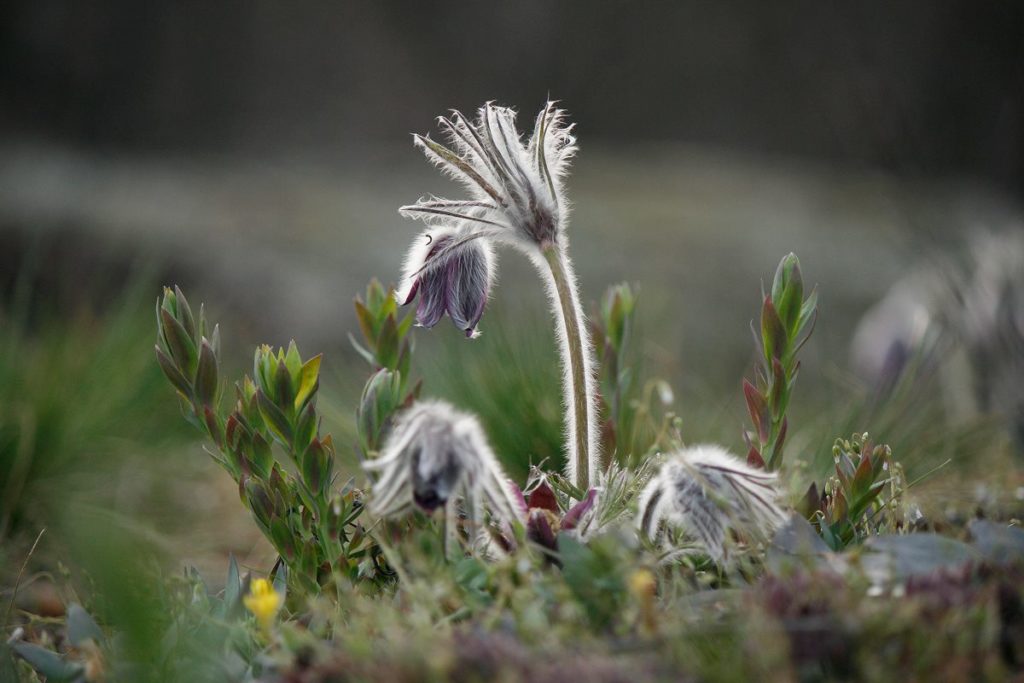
[562,488,597,530]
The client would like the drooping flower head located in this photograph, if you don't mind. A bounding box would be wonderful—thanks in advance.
[637,444,787,563]
[397,226,494,338]
[363,399,522,526]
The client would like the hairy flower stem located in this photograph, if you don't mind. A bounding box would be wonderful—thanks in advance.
[542,244,597,491]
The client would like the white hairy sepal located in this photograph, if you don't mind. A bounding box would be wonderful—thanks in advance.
[396,226,455,303]
[636,444,787,563]
[363,400,522,526]
[400,102,577,251]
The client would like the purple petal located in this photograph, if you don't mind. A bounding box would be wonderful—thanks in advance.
[415,269,447,328]
[561,488,597,531]
[527,481,559,513]
[445,240,491,337]
[508,480,528,517]
[526,509,558,551]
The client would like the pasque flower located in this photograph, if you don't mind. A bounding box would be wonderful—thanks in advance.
[363,400,522,526]
[397,226,494,338]
[510,479,597,552]
[637,444,787,563]
[398,102,600,491]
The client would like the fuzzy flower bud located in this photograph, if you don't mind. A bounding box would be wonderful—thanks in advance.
[637,444,787,563]
[363,400,522,526]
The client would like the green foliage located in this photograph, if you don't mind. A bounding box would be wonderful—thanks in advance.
[351,279,415,386]
[10,232,1020,683]
[743,253,818,471]
[0,284,190,539]
[798,432,906,550]
[420,311,564,480]
[351,280,420,458]
[155,286,383,593]
[592,283,681,467]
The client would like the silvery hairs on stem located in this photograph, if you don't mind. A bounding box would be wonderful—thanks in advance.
[636,444,787,563]
[363,400,523,527]
[397,101,600,491]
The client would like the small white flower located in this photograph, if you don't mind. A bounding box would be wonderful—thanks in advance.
[636,444,787,563]
[363,400,522,526]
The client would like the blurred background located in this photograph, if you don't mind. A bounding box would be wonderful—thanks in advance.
[1,1,1022,586]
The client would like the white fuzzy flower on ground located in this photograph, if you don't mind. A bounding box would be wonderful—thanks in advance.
[637,444,788,563]
[363,400,523,527]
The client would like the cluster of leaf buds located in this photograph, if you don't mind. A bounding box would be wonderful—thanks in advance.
[352,280,420,457]
[155,286,222,434]
[352,278,415,379]
[798,432,900,550]
[156,286,386,591]
[743,253,818,471]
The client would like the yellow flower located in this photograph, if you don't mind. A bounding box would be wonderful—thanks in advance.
[243,578,282,633]
[628,569,657,634]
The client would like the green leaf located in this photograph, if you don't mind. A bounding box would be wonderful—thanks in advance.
[254,346,277,396]
[249,433,274,479]
[223,554,241,617]
[770,253,798,306]
[818,520,841,551]
[851,451,874,498]
[155,346,193,399]
[797,288,818,336]
[245,479,275,526]
[301,438,329,494]
[269,518,296,559]
[769,357,787,412]
[354,298,377,348]
[11,642,84,681]
[66,603,104,647]
[284,340,303,384]
[743,379,770,444]
[376,315,400,370]
[257,388,293,445]
[160,307,198,377]
[194,339,219,407]
[772,254,803,334]
[273,561,289,598]
[295,403,317,452]
[294,354,322,412]
[760,297,787,363]
[0,643,18,683]
[275,358,295,414]
[397,309,415,338]
[173,285,197,341]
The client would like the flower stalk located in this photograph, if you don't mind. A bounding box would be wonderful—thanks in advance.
[542,244,598,491]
